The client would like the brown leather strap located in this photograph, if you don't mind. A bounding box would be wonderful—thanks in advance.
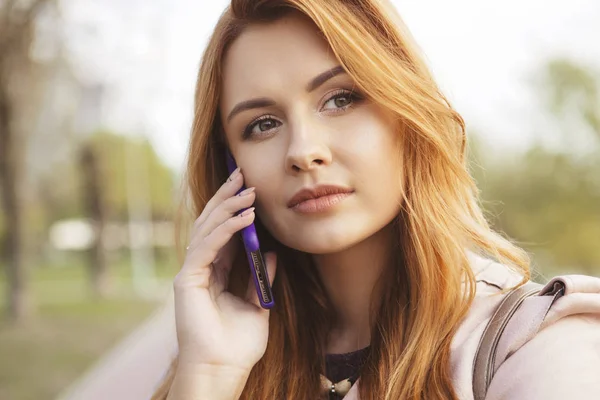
[472,282,542,400]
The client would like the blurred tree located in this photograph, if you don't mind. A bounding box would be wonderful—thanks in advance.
[0,0,54,322]
[79,143,109,297]
[36,131,176,228]
[477,147,600,275]
[85,130,176,222]
[471,59,600,277]
[538,59,600,141]
[22,130,176,296]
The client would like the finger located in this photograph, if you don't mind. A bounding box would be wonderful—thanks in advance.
[245,251,277,309]
[209,237,242,294]
[178,209,255,290]
[214,229,242,266]
[197,188,256,238]
[192,168,244,231]
[198,207,256,265]
[187,182,250,250]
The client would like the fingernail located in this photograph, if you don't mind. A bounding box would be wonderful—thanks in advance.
[230,167,241,179]
[238,187,255,196]
[240,207,255,217]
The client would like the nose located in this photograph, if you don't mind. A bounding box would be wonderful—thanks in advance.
[284,117,332,174]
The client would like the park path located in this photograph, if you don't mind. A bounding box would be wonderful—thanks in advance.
[58,291,178,400]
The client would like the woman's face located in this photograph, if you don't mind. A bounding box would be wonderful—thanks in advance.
[220,13,404,254]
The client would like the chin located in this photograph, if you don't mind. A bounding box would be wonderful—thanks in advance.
[274,227,366,254]
[260,208,395,255]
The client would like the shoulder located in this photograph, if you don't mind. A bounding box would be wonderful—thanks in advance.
[450,253,528,398]
[486,313,600,399]
[454,252,527,338]
[466,251,525,292]
[451,252,600,399]
[487,274,600,399]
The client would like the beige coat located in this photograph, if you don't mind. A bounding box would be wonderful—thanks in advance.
[60,254,600,400]
[344,253,600,399]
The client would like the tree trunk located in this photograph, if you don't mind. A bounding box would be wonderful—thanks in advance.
[0,88,30,322]
[80,144,110,298]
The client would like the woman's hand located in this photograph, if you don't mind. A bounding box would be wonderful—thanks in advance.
[172,167,277,376]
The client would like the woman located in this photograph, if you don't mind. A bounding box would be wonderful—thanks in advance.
[153,1,600,399]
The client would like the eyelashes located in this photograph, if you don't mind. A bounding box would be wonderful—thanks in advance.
[243,115,280,140]
[241,89,364,140]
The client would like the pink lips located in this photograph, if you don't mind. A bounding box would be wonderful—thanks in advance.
[287,185,354,213]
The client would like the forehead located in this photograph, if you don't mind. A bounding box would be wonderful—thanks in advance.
[220,14,339,110]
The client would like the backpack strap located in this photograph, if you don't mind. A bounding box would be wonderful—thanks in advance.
[472,282,542,400]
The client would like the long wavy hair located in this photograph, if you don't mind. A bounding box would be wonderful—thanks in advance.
[152,1,530,399]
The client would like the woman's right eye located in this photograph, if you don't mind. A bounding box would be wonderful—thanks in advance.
[243,116,281,139]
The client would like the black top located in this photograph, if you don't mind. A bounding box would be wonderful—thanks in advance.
[324,346,370,400]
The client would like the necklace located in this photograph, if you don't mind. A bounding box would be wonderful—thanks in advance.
[322,344,370,396]
[320,374,354,396]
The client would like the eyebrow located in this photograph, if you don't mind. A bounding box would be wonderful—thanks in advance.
[226,65,347,123]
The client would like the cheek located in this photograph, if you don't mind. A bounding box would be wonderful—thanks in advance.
[348,114,404,217]
[344,109,402,182]
[235,145,279,185]
[242,162,282,211]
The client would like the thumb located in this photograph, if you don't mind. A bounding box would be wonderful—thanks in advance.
[245,251,277,309]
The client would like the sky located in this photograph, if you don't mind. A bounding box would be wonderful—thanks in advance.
[66,0,600,171]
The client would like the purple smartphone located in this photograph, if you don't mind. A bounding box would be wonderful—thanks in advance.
[225,150,275,309]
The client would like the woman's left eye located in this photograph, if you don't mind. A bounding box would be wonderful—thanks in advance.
[322,90,363,112]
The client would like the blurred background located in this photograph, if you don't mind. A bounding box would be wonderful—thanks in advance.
[0,0,598,399]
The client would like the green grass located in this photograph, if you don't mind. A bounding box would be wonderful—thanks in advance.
[0,255,177,400]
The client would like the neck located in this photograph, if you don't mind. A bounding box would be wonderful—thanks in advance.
[312,222,396,354]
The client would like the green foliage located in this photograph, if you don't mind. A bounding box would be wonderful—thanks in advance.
[472,146,600,273]
[537,59,600,136]
[0,130,178,261]
[470,58,600,275]
[34,130,177,227]
[86,130,177,221]
[37,161,86,221]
